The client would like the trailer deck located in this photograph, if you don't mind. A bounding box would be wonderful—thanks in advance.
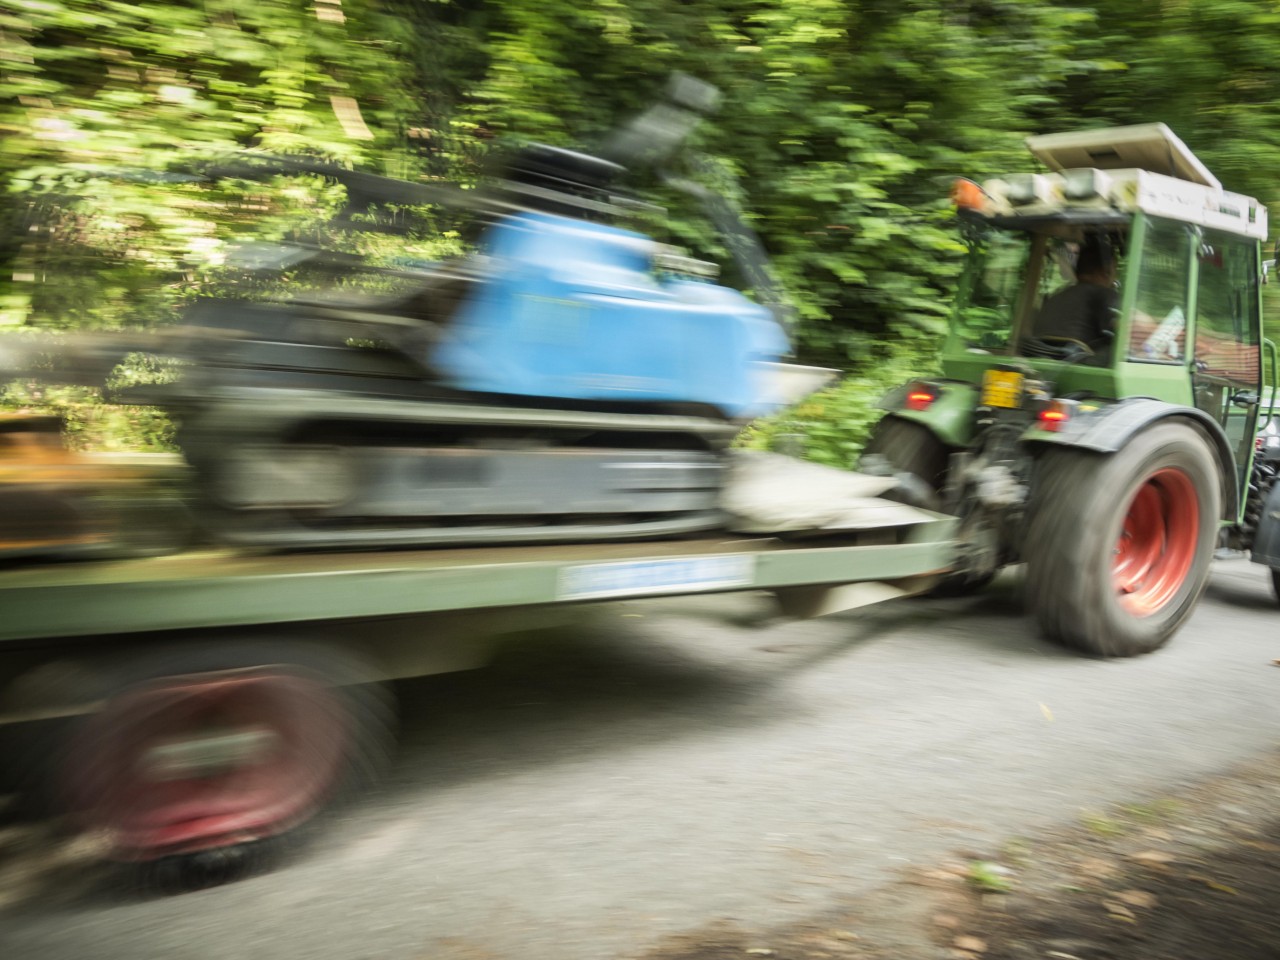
[0,515,956,643]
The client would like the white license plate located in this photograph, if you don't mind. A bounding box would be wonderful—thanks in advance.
[559,555,756,601]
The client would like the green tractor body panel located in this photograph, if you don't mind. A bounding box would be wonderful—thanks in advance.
[938,353,1124,400]
[879,380,979,449]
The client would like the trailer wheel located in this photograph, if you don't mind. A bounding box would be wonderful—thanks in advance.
[1024,422,1220,657]
[58,642,391,888]
[1271,568,1280,607]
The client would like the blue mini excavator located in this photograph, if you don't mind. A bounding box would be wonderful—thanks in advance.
[5,75,819,551]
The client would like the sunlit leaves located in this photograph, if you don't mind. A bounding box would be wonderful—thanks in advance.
[6,0,1278,450]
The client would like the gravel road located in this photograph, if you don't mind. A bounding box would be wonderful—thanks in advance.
[3,559,1278,960]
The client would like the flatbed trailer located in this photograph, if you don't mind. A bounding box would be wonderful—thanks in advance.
[0,510,955,883]
[0,519,955,647]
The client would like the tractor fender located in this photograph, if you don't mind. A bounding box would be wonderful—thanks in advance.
[1022,398,1239,521]
[1251,482,1280,568]
[876,380,979,449]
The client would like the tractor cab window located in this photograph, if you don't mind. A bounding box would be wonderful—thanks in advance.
[953,227,1032,353]
[1192,229,1261,478]
[1127,217,1193,364]
[1022,234,1121,360]
[952,224,1128,361]
[1026,235,1095,309]
[1193,232,1260,383]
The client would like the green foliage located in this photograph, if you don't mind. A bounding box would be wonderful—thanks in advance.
[739,346,936,468]
[2,0,1279,452]
[0,0,420,332]
[967,859,1014,894]
[1081,811,1127,838]
[1,382,175,451]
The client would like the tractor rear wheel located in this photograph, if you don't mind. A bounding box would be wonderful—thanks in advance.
[1024,422,1220,657]
[861,417,949,499]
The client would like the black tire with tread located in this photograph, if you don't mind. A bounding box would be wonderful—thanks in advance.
[1024,421,1220,657]
[862,416,995,594]
[55,640,393,892]
[861,416,948,503]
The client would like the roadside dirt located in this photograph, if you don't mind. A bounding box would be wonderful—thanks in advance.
[4,752,1280,960]
[638,749,1280,960]
[8,748,1280,960]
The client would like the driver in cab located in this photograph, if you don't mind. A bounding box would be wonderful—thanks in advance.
[1030,237,1118,359]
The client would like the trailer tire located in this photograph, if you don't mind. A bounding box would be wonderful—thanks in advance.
[1271,567,1280,607]
[56,640,392,890]
[1024,422,1220,657]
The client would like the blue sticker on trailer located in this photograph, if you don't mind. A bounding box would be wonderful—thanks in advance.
[559,555,756,601]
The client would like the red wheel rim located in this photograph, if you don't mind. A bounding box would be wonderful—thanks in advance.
[1112,467,1200,616]
[67,670,349,861]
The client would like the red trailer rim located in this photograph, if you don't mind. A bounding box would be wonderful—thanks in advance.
[1113,467,1200,617]
[67,670,349,861]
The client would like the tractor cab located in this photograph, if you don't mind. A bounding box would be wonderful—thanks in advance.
[942,124,1267,472]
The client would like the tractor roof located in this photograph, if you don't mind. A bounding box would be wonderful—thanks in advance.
[1026,123,1220,190]
[958,124,1267,241]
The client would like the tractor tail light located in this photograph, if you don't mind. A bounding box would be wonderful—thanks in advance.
[904,382,938,411]
[1038,399,1076,431]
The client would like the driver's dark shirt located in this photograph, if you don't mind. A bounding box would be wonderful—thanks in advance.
[1031,283,1118,348]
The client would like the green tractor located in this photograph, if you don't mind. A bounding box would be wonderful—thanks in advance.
[861,123,1280,656]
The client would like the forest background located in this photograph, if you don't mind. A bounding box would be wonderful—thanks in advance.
[2,0,1279,459]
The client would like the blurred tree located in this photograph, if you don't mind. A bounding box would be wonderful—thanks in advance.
[0,0,419,329]
[2,0,1278,450]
